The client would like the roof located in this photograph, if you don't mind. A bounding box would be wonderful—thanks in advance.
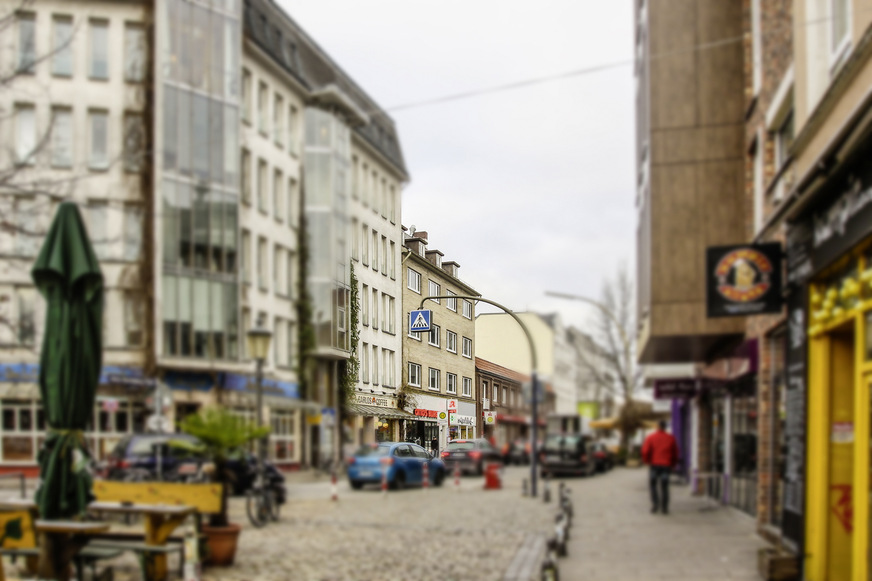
[243,0,408,178]
[475,358,528,384]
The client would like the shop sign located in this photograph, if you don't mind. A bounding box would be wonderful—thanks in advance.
[414,409,439,418]
[484,411,497,425]
[356,394,395,408]
[449,414,475,426]
[447,399,457,413]
[706,243,783,317]
[101,398,120,412]
[653,379,697,399]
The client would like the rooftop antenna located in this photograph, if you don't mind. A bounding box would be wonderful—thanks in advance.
[409,225,416,237]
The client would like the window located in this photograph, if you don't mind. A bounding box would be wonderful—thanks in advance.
[273,245,284,294]
[390,241,396,279]
[351,218,359,259]
[274,93,284,146]
[371,171,379,214]
[258,82,268,134]
[428,368,440,391]
[503,386,508,404]
[407,314,421,341]
[288,106,298,154]
[361,284,368,326]
[274,169,284,221]
[408,268,421,293]
[124,24,146,82]
[361,343,369,383]
[482,381,489,403]
[371,345,378,385]
[17,288,37,346]
[361,163,369,206]
[371,230,378,271]
[242,69,252,123]
[89,20,109,79]
[361,224,369,265]
[52,16,73,76]
[258,236,268,290]
[774,112,794,171]
[351,157,359,199]
[51,108,73,168]
[89,110,109,170]
[241,230,251,283]
[389,185,396,223]
[428,280,441,303]
[462,377,472,397]
[831,0,850,59]
[408,363,421,387]
[241,149,251,204]
[492,383,498,401]
[462,300,473,319]
[14,198,41,257]
[387,296,396,333]
[286,251,294,298]
[447,331,457,353]
[371,288,378,329]
[446,373,457,395]
[18,13,35,74]
[86,202,109,259]
[124,291,144,346]
[287,178,297,225]
[270,409,296,461]
[123,205,143,260]
[462,336,472,358]
[381,236,387,275]
[123,114,145,172]
[15,105,36,165]
[447,290,457,312]
[258,159,268,213]
[428,324,440,347]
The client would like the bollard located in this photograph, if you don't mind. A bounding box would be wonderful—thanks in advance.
[454,463,461,492]
[540,553,559,581]
[522,478,529,497]
[381,461,389,495]
[331,469,338,501]
[543,474,551,504]
[422,461,430,492]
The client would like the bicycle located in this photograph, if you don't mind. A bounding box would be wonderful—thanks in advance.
[246,469,280,527]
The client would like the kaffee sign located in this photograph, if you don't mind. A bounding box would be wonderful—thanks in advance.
[706,243,783,317]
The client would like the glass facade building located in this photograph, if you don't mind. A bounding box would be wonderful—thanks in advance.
[158,0,242,360]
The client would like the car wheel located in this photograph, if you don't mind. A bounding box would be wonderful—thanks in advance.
[434,469,445,487]
[392,471,406,490]
[350,480,363,490]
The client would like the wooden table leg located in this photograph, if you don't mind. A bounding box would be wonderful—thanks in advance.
[143,514,190,581]
[37,532,89,581]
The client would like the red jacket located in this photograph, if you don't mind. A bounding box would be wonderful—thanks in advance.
[641,430,679,467]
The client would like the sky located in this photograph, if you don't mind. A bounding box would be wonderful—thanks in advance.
[280,0,637,333]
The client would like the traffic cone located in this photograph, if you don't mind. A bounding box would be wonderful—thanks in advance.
[331,469,338,501]
[422,461,430,492]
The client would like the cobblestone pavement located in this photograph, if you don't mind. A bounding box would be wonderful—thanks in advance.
[555,468,767,581]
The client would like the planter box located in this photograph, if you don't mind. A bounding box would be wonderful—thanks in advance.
[758,547,799,581]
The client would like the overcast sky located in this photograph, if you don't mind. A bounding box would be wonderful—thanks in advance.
[280,1,637,332]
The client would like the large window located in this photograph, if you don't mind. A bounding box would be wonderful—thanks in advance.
[462,377,472,398]
[408,362,421,387]
[17,13,35,74]
[274,93,284,147]
[361,342,369,383]
[361,223,369,265]
[408,268,421,293]
[258,159,268,213]
[89,110,109,170]
[15,105,36,165]
[429,281,440,303]
[241,149,251,203]
[428,368,440,391]
[52,16,73,77]
[428,324,440,347]
[447,330,457,353]
[361,283,369,326]
[270,409,296,461]
[242,69,252,123]
[371,287,379,329]
[51,108,73,168]
[124,23,146,82]
[123,114,145,172]
[89,20,109,79]
[258,237,268,290]
[462,336,472,358]
[463,300,473,319]
[446,290,457,312]
[447,373,457,395]
[258,82,268,134]
[274,169,284,222]
[371,344,379,385]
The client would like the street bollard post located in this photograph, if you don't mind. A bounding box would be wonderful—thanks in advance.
[331,469,338,501]
[380,458,389,495]
[422,461,429,492]
[543,473,551,503]
[454,463,461,492]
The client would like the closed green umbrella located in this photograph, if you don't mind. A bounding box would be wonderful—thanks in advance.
[31,202,103,520]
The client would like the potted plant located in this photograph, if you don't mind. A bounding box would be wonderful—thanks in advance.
[178,406,269,566]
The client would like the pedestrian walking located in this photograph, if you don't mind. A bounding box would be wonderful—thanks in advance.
[431,436,439,456]
[641,420,679,514]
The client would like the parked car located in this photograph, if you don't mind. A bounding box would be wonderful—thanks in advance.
[502,439,539,465]
[592,441,615,472]
[539,433,596,477]
[441,438,502,475]
[105,433,286,502]
[347,442,446,490]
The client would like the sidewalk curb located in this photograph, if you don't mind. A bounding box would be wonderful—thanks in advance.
[502,532,547,581]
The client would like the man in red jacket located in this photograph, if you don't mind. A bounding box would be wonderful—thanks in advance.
[641,420,679,514]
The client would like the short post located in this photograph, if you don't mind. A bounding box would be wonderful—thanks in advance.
[330,469,338,501]
[454,463,461,492]
[543,473,551,503]
[381,459,389,495]
[422,461,430,492]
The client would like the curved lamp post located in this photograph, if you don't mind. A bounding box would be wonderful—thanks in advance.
[246,325,272,483]
[418,295,541,497]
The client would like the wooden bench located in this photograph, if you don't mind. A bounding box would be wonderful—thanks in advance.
[89,481,223,580]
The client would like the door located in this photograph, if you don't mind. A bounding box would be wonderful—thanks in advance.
[828,329,855,581]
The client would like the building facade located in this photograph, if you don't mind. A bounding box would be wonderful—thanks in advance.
[475,358,527,450]
[0,0,407,473]
[401,229,479,452]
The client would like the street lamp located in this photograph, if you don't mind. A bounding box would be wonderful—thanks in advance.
[246,325,272,484]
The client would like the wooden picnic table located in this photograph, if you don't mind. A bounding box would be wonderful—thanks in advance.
[35,520,110,581]
[88,501,195,580]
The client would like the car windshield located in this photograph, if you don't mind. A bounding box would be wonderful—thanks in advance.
[355,444,391,457]
[544,435,582,451]
[447,442,474,451]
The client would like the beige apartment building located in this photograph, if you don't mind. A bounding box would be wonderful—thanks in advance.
[401,229,479,453]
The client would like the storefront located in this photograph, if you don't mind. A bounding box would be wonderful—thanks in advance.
[345,393,417,449]
[409,394,451,452]
[786,137,872,580]
[448,399,477,441]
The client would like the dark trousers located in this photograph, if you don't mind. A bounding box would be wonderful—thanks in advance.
[649,466,670,511]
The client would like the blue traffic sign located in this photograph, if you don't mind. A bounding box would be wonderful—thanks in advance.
[409,309,432,333]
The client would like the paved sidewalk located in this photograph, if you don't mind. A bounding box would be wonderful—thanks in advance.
[555,468,767,581]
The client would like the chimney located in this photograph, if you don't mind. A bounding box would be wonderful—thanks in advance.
[442,261,460,277]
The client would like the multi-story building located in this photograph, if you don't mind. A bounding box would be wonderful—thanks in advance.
[639,0,872,578]
[401,229,479,452]
[475,358,527,450]
[0,0,407,473]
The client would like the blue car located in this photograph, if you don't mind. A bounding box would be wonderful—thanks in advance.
[347,442,446,490]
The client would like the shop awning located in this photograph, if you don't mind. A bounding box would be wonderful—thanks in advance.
[589,417,618,430]
[345,403,419,420]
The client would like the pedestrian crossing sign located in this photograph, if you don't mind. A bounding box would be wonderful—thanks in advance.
[409,309,432,333]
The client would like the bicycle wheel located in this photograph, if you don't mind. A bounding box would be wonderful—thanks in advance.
[268,488,280,522]
[246,489,269,528]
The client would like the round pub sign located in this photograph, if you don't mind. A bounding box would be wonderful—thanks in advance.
[706,243,782,317]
